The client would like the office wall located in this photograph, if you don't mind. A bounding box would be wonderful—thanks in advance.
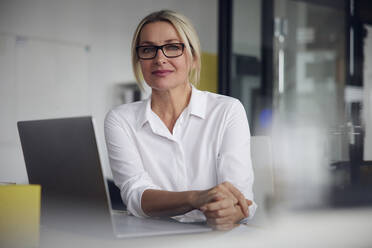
[0,0,218,183]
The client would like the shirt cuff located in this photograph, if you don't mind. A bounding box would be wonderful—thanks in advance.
[239,201,257,224]
[172,209,207,223]
[126,185,161,218]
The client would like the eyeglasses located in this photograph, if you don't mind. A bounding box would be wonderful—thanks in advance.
[136,43,185,60]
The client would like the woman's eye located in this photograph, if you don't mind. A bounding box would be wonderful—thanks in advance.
[166,45,181,51]
[142,47,155,53]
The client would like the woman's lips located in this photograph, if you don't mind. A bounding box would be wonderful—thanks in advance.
[152,70,173,77]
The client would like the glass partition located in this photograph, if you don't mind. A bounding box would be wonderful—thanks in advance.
[272,0,347,207]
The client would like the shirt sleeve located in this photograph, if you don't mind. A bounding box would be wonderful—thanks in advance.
[216,99,257,221]
[104,110,161,217]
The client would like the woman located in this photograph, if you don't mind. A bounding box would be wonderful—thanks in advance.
[104,10,256,230]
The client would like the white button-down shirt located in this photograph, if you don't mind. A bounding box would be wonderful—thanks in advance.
[104,86,256,221]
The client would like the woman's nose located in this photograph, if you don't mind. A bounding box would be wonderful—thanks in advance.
[154,48,167,63]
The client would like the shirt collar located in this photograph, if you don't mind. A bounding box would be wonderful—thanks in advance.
[189,85,206,119]
[136,84,207,130]
[137,97,152,130]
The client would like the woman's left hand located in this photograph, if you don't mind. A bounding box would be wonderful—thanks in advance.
[201,198,252,230]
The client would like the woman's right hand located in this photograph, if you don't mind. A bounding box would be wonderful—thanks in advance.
[189,181,250,218]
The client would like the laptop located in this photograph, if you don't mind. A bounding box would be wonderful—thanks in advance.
[17,116,211,238]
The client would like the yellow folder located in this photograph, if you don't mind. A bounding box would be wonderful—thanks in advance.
[0,184,41,248]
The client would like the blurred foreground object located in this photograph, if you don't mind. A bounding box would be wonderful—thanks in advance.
[249,136,274,225]
[0,184,41,248]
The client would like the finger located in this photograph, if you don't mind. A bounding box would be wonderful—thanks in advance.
[242,199,253,217]
[227,185,248,217]
[204,206,236,219]
[206,213,236,225]
[201,198,232,212]
[198,191,223,209]
[208,188,235,204]
[205,191,222,203]
[209,223,239,231]
[207,217,227,226]
[201,198,233,212]
[223,182,249,217]
[215,223,239,231]
[215,184,238,205]
[221,189,238,205]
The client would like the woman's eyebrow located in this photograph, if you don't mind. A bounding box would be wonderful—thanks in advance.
[139,39,181,45]
[164,39,181,43]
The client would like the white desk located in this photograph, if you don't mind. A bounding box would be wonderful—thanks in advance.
[39,208,372,248]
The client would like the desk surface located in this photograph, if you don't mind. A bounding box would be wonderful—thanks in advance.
[40,208,372,248]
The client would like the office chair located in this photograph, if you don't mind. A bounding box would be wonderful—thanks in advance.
[107,179,126,211]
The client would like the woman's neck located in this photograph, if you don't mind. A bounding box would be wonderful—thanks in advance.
[151,83,192,133]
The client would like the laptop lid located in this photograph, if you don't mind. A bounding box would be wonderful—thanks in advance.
[17,116,114,237]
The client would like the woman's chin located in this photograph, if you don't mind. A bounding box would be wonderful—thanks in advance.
[147,81,188,92]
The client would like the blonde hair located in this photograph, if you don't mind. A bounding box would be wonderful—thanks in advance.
[131,10,201,90]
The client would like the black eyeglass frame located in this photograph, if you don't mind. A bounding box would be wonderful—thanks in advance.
[136,43,185,60]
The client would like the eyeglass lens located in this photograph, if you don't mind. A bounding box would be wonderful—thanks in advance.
[137,43,184,59]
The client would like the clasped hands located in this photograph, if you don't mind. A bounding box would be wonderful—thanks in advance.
[191,182,252,230]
